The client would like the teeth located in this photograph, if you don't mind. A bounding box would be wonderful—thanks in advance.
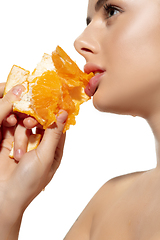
[94,71,101,75]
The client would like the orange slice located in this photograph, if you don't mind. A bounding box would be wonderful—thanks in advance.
[4,46,94,133]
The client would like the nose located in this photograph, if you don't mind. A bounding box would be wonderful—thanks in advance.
[74,24,101,61]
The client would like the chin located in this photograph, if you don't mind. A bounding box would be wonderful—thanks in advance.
[92,92,136,116]
[92,92,113,113]
[92,86,121,113]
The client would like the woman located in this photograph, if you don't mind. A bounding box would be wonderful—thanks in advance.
[1,0,160,239]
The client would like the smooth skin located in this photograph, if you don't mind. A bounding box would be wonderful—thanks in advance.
[0,84,68,239]
[64,0,160,239]
[1,0,160,239]
[1,82,39,162]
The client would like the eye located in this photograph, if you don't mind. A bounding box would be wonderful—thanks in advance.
[103,4,122,19]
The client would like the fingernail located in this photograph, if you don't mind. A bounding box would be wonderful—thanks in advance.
[56,110,68,124]
[12,85,23,96]
[14,149,24,161]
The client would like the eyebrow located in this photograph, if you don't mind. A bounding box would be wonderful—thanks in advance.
[86,0,108,25]
[95,0,108,11]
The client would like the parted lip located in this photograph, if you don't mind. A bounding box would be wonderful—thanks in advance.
[84,63,106,97]
[84,63,106,74]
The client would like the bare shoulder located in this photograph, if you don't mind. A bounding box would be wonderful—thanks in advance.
[91,171,146,217]
[64,171,145,240]
[106,171,145,190]
[95,171,146,201]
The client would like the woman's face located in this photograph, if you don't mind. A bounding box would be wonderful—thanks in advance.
[74,0,160,118]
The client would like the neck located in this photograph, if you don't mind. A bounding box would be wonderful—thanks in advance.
[147,112,160,168]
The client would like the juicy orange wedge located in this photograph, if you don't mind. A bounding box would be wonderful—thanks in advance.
[5,46,94,132]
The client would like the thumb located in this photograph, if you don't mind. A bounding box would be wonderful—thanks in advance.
[0,85,24,125]
[36,110,68,168]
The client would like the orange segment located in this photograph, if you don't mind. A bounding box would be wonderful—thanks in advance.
[52,46,94,88]
[5,46,94,132]
[31,71,63,128]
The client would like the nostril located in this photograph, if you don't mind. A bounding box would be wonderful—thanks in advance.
[81,48,93,53]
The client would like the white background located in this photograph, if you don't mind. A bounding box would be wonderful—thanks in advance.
[0,0,157,239]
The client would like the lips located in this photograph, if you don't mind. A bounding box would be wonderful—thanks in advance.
[84,63,105,97]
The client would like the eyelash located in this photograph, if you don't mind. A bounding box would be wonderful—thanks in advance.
[103,3,122,19]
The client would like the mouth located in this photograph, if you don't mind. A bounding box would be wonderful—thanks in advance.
[84,64,105,97]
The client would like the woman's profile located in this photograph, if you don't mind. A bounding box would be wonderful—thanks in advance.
[0,0,160,239]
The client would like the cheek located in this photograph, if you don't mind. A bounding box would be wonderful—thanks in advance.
[94,7,160,115]
[93,59,160,115]
[106,8,160,74]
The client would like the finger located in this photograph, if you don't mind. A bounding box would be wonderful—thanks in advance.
[0,85,24,125]
[50,132,66,175]
[10,111,67,205]
[3,113,18,127]
[54,133,66,162]
[14,121,32,161]
[36,110,68,170]
[0,83,5,97]
[16,112,39,129]
[36,126,44,138]
[14,112,38,129]
[39,133,66,188]
[2,115,17,142]
[9,111,67,206]
[23,117,38,129]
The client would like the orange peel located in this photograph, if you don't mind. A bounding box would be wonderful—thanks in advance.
[4,46,94,133]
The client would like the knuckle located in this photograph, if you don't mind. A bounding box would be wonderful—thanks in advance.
[35,148,42,164]
[54,146,62,163]
[53,128,62,141]
[1,94,12,106]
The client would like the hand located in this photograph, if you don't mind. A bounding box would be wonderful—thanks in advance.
[1,82,39,161]
[0,84,68,239]
[1,82,38,129]
[0,83,25,239]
